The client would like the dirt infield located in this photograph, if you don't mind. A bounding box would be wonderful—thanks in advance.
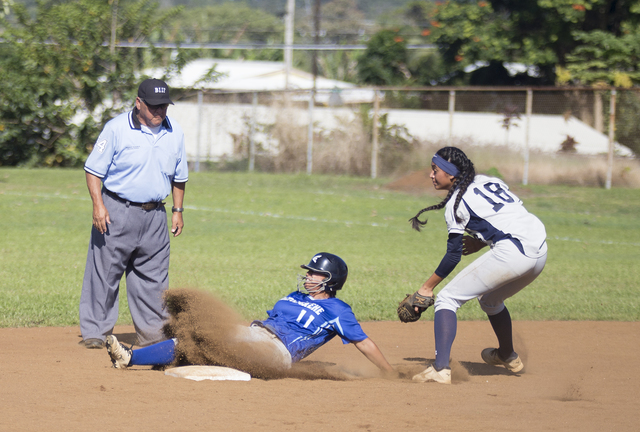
[2,321,638,432]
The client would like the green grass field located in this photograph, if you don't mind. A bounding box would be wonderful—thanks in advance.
[1,168,639,327]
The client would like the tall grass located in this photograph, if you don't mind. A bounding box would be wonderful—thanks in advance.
[214,104,640,187]
[463,145,640,188]
[0,168,639,328]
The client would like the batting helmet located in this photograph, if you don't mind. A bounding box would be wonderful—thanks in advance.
[300,252,348,293]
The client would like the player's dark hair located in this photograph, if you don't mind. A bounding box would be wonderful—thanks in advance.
[409,147,475,232]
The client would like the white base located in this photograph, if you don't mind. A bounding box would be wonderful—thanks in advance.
[164,365,251,382]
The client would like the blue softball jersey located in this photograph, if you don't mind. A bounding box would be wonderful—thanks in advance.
[255,291,369,363]
[84,110,188,203]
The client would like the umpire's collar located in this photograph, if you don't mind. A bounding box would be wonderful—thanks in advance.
[129,108,172,131]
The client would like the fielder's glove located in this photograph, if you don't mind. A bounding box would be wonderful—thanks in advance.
[397,292,435,323]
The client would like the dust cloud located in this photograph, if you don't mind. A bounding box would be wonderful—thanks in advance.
[162,288,391,381]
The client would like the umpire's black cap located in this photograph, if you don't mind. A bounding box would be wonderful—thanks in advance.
[138,78,174,105]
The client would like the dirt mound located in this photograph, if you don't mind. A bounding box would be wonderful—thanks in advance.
[385,169,439,195]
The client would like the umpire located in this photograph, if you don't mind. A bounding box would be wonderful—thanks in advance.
[78,78,188,349]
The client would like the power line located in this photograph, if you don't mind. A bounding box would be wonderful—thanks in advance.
[0,38,435,50]
[109,41,435,50]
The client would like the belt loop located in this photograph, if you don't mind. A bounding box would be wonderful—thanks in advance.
[125,200,131,208]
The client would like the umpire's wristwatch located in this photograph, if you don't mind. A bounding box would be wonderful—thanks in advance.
[172,207,184,213]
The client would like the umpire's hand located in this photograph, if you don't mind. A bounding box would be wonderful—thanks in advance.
[171,212,184,237]
[92,202,111,234]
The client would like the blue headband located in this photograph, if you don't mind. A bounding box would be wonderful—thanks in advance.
[432,154,460,177]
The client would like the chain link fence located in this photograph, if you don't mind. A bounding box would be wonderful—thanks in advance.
[169,86,640,189]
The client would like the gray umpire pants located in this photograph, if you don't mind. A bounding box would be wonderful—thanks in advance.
[79,190,170,346]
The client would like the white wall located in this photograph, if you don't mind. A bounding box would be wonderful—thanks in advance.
[167,102,632,162]
[170,102,358,162]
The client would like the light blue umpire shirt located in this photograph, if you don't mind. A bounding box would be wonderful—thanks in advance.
[84,109,189,203]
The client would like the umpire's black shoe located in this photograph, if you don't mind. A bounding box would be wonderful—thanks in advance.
[78,338,105,349]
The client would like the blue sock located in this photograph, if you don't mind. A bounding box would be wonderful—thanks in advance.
[434,309,457,371]
[130,338,177,366]
[487,307,514,360]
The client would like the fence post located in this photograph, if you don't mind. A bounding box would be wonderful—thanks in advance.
[594,91,603,133]
[249,92,257,172]
[283,0,294,107]
[195,90,203,173]
[522,88,532,186]
[307,89,315,175]
[371,89,380,179]
[606,90,616,190]
[448,90,455,146]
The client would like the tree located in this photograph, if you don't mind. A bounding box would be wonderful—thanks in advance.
[296,0,370,82]
[295,0,367,44]
[418,1,557,84]
[562,29,640,86]
[1,0,13,17]
[615,91,640,156]
[411,0,640,85]
[356,29,409,85]
[186,3,282,44]
[0,0,183,167]
[170,2,283,61]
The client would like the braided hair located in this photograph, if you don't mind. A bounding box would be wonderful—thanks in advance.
[409,147,475,232]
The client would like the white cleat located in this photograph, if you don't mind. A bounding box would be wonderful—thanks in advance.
[481,348,524,373]
[105,335,132,369]
[412,365,451,384]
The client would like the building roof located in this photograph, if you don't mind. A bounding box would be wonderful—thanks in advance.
[146,58,375,105]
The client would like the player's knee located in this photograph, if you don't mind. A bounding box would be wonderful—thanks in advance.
[479,300,505,316]
[434,294,462,313]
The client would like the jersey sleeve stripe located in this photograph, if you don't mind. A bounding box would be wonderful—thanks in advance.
[84,166,106,178]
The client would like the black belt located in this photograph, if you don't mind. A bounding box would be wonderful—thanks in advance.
[103,188,164,211]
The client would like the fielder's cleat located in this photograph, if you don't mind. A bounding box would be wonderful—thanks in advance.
[105,335,132,369]
[412,365,451,384]
[481,348,524,373]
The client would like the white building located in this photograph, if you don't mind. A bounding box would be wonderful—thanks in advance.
[150,58,376,105]
[384,110,634,157]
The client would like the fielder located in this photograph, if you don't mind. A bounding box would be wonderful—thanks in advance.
[398,146,547,384]
[106,253,395,376]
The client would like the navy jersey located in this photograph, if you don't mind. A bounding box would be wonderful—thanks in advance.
[446,175,547,258]
[255,291,368,363]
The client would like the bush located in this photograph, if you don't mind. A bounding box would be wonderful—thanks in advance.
[615,91,640,157]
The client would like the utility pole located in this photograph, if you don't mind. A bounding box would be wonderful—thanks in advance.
[109,0,120,105]
[284,0,295,90]
[312,0,320,88]
[306,0,321,175]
